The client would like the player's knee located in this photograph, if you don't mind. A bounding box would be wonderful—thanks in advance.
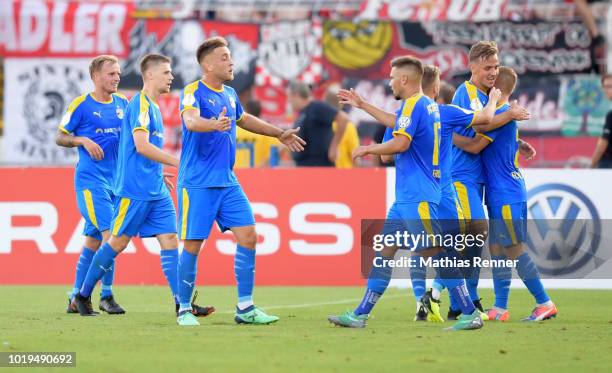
[108,235,129,252]
[238,229,258,249]
[504,243,525,260]
[84,236,102,251]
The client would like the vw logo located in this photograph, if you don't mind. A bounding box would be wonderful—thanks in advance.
[526,183,600,276]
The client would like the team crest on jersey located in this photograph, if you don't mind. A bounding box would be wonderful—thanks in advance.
[470,98,483,111]
[116,107,124,119]
[398,116,411,129]
[182,93,196,107]
[229,96,236,109]
[138,111,150,127]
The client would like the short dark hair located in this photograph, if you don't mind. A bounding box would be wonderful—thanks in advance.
[390,56,424,79]
[196,36,229,64]
[469,41,498,63]
[495,66,518,95]
[422,65,440,92]
[140,54,171,75]
[89,55,119,79]
[245,99,262,117]
[438,81,456,105]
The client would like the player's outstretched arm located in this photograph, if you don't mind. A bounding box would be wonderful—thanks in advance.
[472,88,501,126]
[473,101,530,133]
[133,130,179,168]
[338,88,396,128]
[237,113,306,152]
[452,132,490,154]
[55,130,104,160]
[352,135,410,162]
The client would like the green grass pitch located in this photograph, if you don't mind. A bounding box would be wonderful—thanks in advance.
[1,286,611,372]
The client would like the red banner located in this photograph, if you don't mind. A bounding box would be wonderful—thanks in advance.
[0,0,135,57]
[0,168,387,285]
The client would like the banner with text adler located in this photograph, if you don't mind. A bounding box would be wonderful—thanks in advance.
[0,168,387,285]
[0,0,135,57]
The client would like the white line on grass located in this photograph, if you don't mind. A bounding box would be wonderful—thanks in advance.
[218,293,407,314]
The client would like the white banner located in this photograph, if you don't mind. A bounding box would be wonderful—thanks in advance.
[1,58,93,164]
[387,168,612,288]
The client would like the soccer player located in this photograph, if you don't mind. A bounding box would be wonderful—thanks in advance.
[56,55,127,315]
[339,65,523,322]
[176,37,306,326]
[329,56,484,331]
[453,67,558,322]
[72,54,213,319]
[451,41,535,317]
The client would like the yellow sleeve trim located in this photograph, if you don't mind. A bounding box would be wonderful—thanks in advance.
[133,127,150,133]
[466,113,477,128]
[58,126,71,134]
[180,107,199,116]
[477,133,493,142]
[236,112,245,122]
[392,130,412,141]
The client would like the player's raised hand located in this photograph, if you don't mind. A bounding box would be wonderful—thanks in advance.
[509,100,531,121]
[488,87,502,103]
[278,127,306,152]
[213,106,231,132]
[352,145,369,162]
[82,137,104,161]
[163,172,175,192]
[338,88,364,109]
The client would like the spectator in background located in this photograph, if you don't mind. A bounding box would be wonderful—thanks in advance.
[591,74,612,168]
[288,81,349,166]
[572,0,607,73]
[324,84,360,168]
[235,99,280,168]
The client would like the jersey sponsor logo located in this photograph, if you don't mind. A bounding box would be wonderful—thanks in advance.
[398,116,411,129]
[527,183,601,275]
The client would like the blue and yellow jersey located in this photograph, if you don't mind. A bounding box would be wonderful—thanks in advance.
[392,94,441,204]
[438,104,475,188]
[482,104,527,206]
[178,80,244,188]
[114,91,168,201]
[59,93,127,191]
[451,81,488,184]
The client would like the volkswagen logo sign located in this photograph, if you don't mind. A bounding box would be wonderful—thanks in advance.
[526,183,601,276]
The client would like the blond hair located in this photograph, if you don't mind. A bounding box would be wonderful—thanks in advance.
[89,55,119,79]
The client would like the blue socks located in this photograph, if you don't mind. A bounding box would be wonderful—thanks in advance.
[71,247,95,299]
[409,255,426,302]
[79,243,118,298]
[463,243,482,302]
[355,255,392,315]
[178,250,198,312]
[100,257,115,299]
[160,248,179,304]
[433,251,476,315]
[235,245,256,310]
[492,254,512,309]
[516,252,550,304]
